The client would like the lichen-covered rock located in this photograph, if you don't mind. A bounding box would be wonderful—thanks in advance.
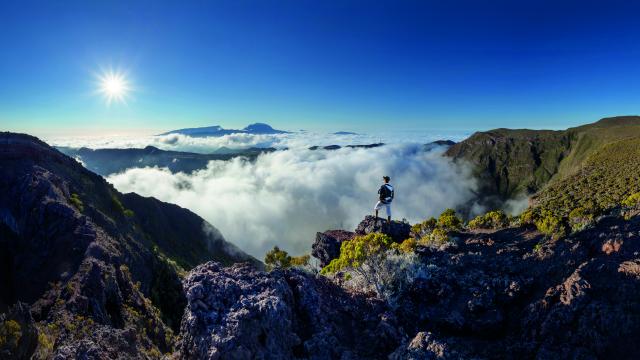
[178,262,402,360]
[355,215,411,243]
[311,230,354,267]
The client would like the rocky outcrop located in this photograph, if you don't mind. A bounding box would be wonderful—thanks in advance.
[311,230,355,267]
[355,215,411,243]
[180,214,640,359]
[178,262,402,360]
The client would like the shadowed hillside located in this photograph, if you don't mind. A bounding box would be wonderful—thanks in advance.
[0,132,258,358]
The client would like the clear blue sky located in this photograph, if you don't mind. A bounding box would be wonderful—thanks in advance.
[1,0,640,136]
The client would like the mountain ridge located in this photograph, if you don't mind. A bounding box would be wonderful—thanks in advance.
[445,115,640,204]
[158,122,289,137]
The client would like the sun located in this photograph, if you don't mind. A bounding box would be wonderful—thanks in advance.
[97,70,131,105]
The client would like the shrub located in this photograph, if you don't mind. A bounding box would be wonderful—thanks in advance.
[69,193,84,211]
[321,233,393,276]
[290,254,311,267]
[467,210,509,230]
[411,217,437,237]
[123,209,135,218]
[535,210,566,239]
[622,192,640,208]
[568,206,595,232]
[265,247,311,270]
[519,208,537,225]
[391,238,417,253]
[437,209,462,230]
[0,319,22,349]
[344,252,435,307]
[264,246,291,271]
[417,227,450,248]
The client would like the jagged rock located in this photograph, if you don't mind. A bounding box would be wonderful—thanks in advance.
[178,262,402,360]
[389,332,462,360]
[311,230,355,267]
[355,215,411,243]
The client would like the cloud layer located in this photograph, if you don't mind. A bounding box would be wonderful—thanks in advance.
[107,144,479,258]
[47,130,471,153]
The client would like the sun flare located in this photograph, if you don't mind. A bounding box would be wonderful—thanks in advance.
[97,70,130,105]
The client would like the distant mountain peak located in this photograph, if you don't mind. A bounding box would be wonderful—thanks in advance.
[158,123,289,137]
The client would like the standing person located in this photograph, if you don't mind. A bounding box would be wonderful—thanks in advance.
[374,176,394,223]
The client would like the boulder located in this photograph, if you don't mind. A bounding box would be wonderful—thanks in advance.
[355,215,411,243]
[178,262,402,360]
[311,230,355,267]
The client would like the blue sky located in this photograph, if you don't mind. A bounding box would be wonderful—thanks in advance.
[1,0,640,136]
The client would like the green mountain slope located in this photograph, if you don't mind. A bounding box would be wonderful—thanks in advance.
[445,115,640,201]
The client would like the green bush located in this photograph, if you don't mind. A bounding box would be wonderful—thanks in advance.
[290,254,310,267]
[519,208,537,225]
[0,319,22,349]
[264,246,291,271]
[69,193,84,211]
[467,210,509,230]
[321,233,393,275]
[391,238,417,253]
[437,209,462,230]
[535,210,566,239]
[622,192,640,207]
[567,206,595,232]
[411,217,437,237]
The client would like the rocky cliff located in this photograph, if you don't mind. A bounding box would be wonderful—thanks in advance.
[0,132,258,358]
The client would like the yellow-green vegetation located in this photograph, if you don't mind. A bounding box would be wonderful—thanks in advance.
[321,233,393,275]
[264,246,291,270]
[437,208,462,230]
[534,210,566,239]
[521,136,640,238]
[420,227,449,247]
[34,323,57,359]
[290,254,311,267]
[622,192,640,208]
[467,210,509,230]
[391,238,417,253]
[410,217,436,237]
[69,193,84,211]
[264,246,310,270]
[409,209,462,248]
[0,319,22,349]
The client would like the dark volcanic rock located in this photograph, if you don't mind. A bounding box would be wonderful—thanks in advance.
[178,262,402,360]
[311,230,355,267]
[0,132,259,358]
[355,215,411,243]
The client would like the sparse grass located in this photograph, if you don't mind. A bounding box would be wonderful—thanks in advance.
[69,193,84,211]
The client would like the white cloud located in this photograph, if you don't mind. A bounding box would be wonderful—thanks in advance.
[46,130,471,153]
[106,144,478,258]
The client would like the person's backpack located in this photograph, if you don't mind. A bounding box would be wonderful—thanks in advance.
[379,184,392,202]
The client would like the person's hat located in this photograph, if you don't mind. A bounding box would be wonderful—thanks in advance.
[383,176,390,181]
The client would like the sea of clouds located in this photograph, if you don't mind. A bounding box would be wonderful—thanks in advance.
[47,129,485,259]
[46,129,471,153]
[105,142,480,258]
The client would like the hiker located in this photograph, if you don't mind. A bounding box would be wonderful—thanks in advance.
[374,176,394,223]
